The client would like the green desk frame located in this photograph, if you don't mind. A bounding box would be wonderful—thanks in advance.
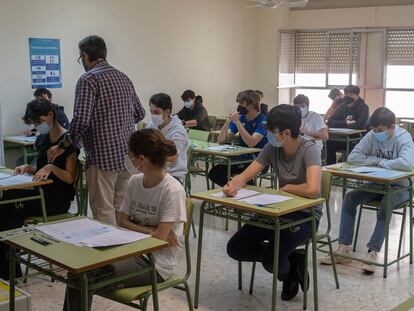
[3,139,37,165]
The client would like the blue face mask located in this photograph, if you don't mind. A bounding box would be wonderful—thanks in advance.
[374,131,389,143]
[37,122,52,134]
[267,131,284,148]
[300,107,308,118]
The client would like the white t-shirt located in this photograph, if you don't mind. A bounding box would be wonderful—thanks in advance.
[120,173,187,279]
[301,110,326,150]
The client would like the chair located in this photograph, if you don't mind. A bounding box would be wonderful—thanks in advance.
[100,198,194,311]
[352,198,411,259]
[248,171,339,310]
[188,129,210,141]
[208,115,217,131]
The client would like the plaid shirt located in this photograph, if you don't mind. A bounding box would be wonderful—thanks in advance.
[66,60,145,171]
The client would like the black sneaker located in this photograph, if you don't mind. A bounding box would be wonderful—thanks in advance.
[281,273,299,301]
[289,250,310,293]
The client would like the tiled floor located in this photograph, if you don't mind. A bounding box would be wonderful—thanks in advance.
[17,174,414,311]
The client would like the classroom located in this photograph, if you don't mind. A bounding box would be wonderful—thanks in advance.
[1,0,414,310]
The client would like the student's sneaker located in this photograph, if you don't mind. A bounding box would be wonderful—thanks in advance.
[281,273,299,301]
[361,250,378,274]
[320,244,352,265]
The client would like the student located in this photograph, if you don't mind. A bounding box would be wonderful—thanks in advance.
[321,107,414,273]
[63,128,186,311]
[177,90,210,131]
[255,89,269,116]
[146,93,189,184]
[223,104,322,300]
[33,88,70,129]
[208,90,268,187]
[326,85,369,164]
[0,98,78,280]
[293,94,328,151]
[324,88,343,122]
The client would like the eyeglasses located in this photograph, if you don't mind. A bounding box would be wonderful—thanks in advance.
[77,55,82,64]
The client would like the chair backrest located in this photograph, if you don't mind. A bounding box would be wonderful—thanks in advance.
[321,170,333,232]
[188,129,210,142]
[208,115,217,131]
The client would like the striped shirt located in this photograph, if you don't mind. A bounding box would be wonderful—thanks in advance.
[66,60,145,171]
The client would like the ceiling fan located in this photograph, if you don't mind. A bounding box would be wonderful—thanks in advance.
[246,0,308,9]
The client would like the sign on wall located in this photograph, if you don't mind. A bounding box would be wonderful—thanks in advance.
[29,38,62,89]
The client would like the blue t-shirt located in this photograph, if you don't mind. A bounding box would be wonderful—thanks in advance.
[229,113,268,151]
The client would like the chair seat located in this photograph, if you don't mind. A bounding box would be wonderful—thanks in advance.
[102,274,181,304]
[363,200,410,209]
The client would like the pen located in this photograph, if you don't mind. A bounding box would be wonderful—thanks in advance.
[42,235,60,243]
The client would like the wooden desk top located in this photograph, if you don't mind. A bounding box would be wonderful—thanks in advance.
[323,163,414,183]
[328,128,366,136]
[190,186,324,218]
[4,136,36,146]
[0,167,53,190]
[0,217,168,274]
[189,139,261,157]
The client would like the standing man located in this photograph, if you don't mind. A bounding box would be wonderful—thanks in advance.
[48,35,145,225]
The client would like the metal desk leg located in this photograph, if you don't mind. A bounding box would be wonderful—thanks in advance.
[409,179,413,264]
[148,253,160,311]
[194,202,206,308]
[237,214,242,290]
[271,219,280,311]
[22,147,28,165]
[38,187,47,223]
[383,185,392,278]
[225,158,231,231]
[80,273,88,311]
[9,247,16,311]
[311,209,319,311]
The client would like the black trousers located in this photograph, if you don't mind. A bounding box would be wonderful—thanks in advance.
[226,212,317,281]
[326,140,359,165]
[0,189,71,280]
[208,163,269,187]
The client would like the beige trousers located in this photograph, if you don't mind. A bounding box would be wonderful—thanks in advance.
[85,165,131,225]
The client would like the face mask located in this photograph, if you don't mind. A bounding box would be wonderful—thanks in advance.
[37,122,52,134]
[374,131,389,143]
[237,105,248,115]
[343,96,355,106]
[300,107,308,118]
[124,157,141,175]
[267,131,284,148]
[184,101,193,109]
[151,114,164,126]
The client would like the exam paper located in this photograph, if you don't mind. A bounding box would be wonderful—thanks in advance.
[0,174,33,186]
[344,166,386,173]
[0,173,12,180]
[366,170,407,179]
[8,135,37,143]
[328,128,356,133]
[239,194,292,206]
[36,218,150,247]
[210,189,260,200]
[206,145,237,152]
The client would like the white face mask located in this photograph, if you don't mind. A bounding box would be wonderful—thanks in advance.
[184,101,193,109]
[300,107,308,118]
[37,122,52,134]
[151,114,164,126]
[124,157,141,175]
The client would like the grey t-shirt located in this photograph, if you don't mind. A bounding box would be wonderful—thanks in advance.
[256,137,323,219]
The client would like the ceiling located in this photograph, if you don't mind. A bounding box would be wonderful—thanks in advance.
[291,0,414,10]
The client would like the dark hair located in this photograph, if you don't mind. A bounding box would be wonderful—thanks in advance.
[195,95,203,105]
[240,89,260,111]
[344,85,360,95]
[255,90,264,97]
[149,93,172,112]
[267,104,301,138]
[22,98,58,125]
[328,88,341,100]
[181,90,196,101]
[369,107,396,128]
[33,88,52,99]
[293,94,309,106]
[128,129,177,167]
[236,90,247,103]
[78,35,107,62]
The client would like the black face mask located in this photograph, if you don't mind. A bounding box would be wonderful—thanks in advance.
[343,96,355,106]
[237,105,248,115]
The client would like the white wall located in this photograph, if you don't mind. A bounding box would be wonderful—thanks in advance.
[0,0,257,135]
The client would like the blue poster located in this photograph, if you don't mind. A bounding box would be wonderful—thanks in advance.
[29,38,62,88]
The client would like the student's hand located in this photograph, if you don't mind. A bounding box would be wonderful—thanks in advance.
[166,231,180,247]
[346,120,356,125]
[223,181,239,197]
[33,164,54,182]
[229,112,240,123]
[15,165,32,175]
[47,145,65,163]
[23,129,33,137]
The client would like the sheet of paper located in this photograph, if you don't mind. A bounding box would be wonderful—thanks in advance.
[8,135,37,142]
[0,174,33,186]
[366,170,407,179]
[206,145,237,152]
[0,172,12,180]
[344,166,386,173]
[239,194,292,206]
[210,189,260,200]
[36,218,150,247]
[328,128,355,133]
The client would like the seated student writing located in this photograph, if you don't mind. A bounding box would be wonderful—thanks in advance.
[176,89,210,131]
[321,107,414,273]
[208,90,268,187]
[223,104,322,301]
[293,94,328,152]
[64,128,186,311]
[146,93,189,184]
[0,98,78,280]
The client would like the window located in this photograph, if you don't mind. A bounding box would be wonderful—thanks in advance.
[385,91,414,118]
[295,89,334,114]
